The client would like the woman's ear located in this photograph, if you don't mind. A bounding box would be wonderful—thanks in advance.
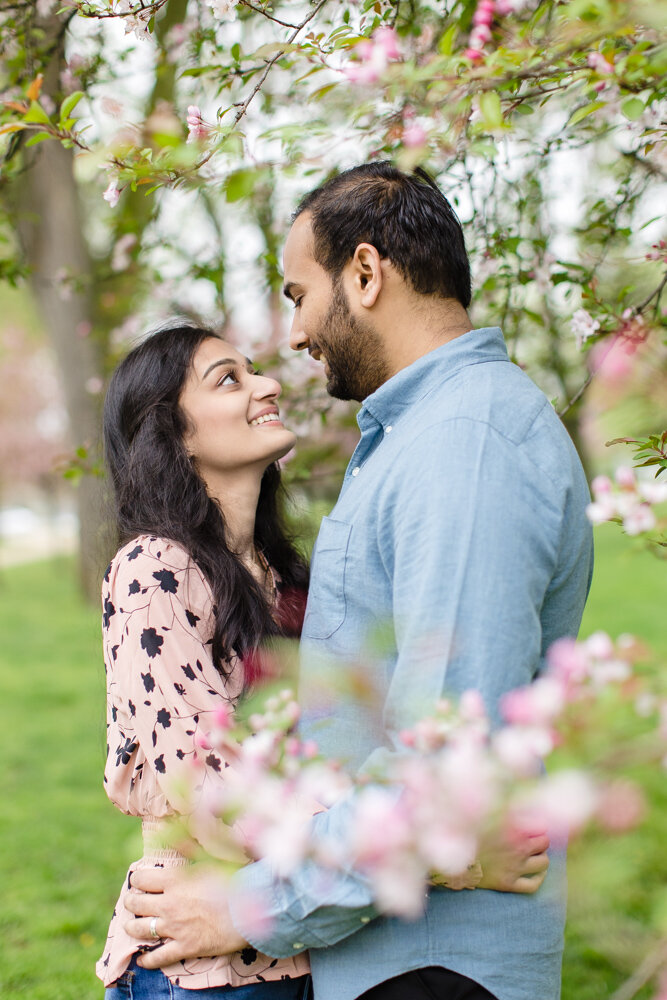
[350,242,383,308]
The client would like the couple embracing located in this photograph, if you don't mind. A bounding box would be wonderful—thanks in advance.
[98,162,593,1000]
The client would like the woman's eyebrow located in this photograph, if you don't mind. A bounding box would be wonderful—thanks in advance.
[201,357,253,381]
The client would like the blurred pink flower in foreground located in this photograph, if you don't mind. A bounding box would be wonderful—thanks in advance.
[587,467,667,535]
[345,28,401,84]
[596,779,646,832]
[176,632,659,920]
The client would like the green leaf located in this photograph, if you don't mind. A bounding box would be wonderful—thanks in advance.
[438,24,458,56]
[25,131,54,147]
[479,92,504,130]
[24,101,52,125]
[231,42,241,62]
[568,101,606,126]
[621,97,644,120]
[59,90,84,123]
[225,168,257,203]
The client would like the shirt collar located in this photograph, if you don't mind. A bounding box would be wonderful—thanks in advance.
[359,326,509,431]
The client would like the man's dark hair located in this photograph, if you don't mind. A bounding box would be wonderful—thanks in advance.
[294,161,471,308]
[103,323,308,685]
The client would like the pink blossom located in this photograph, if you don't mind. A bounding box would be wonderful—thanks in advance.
[492,725,554,776]
[588,335,637,382]
[371,856,427,918]
[464,48,485,63]
[587,51,615,74]
[186,105,212,143]
[403,124,428,148]
[345,28,401,84]
[471,23,492,45]
[514,770,598,842]
[459,689,487,722]
[85,376,104,395]
[228,884,275,940]
[473,1,495,26]
[102,175,121,208]
[623,503,656,536]
[546,637,589,685]
[111,233,137,272]
[596,779,645,832]
[418,827,478,877]
[585,499,616,525]
[501,677,565,726]
[214,703,234,729]
[374,27,401,60]
[583,631,615,660]
[350,788,412,865]
[640,480,667,504]
[591,474,612,495]
[655,970,667,1000]
[615,465,636,489]
[209,0,240,21]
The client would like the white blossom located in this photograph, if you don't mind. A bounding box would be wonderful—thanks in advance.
[571,308,600,350]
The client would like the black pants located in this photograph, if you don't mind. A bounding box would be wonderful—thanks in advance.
[356,967,498,1000]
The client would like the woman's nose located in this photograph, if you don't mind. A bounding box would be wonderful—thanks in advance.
[254,374,282,399]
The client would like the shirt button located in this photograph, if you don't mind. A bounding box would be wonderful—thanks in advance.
[352,467,360,477]
[385,425,393,433]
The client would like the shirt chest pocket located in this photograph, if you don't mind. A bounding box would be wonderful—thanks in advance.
[303,517,352,640]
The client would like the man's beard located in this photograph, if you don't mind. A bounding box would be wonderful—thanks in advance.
[318,281,390,402]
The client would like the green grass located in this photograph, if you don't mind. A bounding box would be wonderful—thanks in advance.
[0,525,665,998]
[0,557,136,999]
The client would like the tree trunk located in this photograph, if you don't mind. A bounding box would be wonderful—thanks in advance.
[12,133,107,599]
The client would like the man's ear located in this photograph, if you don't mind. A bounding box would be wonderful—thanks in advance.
[350,243,383,308]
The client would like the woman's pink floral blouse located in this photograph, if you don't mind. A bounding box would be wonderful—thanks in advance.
[96,535,310,990]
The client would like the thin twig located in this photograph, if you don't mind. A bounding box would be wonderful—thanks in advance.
[239,0,301,30]
[635,270,667,312]
[232,0,329,126]
[608,939,667,1000]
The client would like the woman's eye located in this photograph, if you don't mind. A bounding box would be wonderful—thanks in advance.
[217,371,238,387]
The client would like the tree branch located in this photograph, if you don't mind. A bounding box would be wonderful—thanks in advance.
[608,939,667,1000]
[232,0,329,127]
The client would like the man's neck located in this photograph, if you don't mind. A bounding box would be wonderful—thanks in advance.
[380,299,474,381]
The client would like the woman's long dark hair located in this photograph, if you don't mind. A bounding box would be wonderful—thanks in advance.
[103,323,309,681]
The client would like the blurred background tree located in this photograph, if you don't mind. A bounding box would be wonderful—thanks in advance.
[1,0,665,595]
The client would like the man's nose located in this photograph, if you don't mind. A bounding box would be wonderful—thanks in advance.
[289,313,310,353]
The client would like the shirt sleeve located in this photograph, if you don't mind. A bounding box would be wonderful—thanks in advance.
[103,539,242,850]
[230,415,574,954]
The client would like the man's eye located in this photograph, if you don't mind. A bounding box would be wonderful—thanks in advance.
[293,297,302,309]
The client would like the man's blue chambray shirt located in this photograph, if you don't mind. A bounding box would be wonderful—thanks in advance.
[231,327,594,1000]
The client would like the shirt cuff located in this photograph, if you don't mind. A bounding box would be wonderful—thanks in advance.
[229,857,378,957]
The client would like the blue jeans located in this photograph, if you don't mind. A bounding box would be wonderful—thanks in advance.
[105,957,312,1000]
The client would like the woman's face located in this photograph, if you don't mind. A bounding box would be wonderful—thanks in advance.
[179,337,296,483]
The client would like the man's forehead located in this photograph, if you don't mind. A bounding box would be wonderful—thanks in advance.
[283,212,315,270]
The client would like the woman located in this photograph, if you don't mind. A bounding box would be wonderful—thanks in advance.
[98,323,311,997]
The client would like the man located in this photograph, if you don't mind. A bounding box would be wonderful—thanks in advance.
[126,162,593,999]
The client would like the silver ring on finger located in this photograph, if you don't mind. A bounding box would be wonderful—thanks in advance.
[149,916,160,939]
